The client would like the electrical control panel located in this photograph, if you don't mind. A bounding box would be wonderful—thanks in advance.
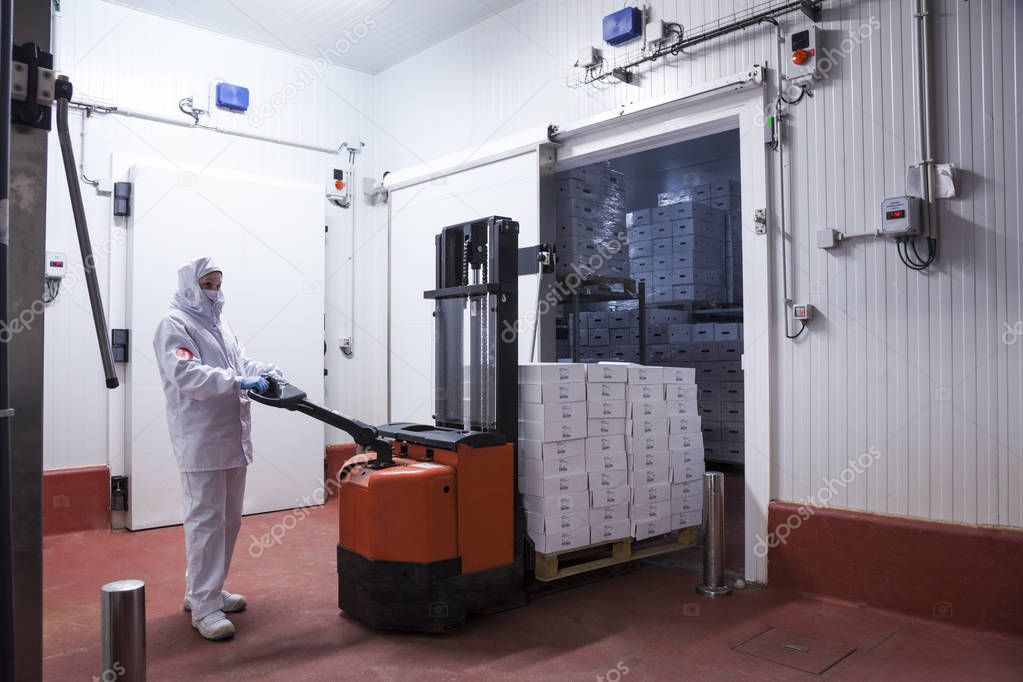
[786,26,820,86]
[879,196,922,237]
[46,251,66,279]
[603,7,644,46]
[793,303,814,321]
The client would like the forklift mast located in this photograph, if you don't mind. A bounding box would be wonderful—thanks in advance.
[426,216,519,444]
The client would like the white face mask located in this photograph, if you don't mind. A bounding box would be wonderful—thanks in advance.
[203,289,223,303]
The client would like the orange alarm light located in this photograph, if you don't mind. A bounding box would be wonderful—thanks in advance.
[791,49,809,65]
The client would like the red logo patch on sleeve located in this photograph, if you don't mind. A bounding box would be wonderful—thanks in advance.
[175,347,194,361]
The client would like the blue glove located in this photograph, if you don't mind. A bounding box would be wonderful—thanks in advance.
[241,376,270,393]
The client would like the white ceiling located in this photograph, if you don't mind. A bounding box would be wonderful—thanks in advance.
[101,0,525,74]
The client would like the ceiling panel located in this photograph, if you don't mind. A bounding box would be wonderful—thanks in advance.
[100,0,525,74]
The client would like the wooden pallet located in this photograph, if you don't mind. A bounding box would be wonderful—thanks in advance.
[533,526,698,582]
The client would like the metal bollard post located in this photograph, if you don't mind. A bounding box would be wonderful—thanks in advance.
[101,579,147,681]
[696,472,731,597]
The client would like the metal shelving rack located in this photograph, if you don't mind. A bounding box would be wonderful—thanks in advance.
[565,276,648,365]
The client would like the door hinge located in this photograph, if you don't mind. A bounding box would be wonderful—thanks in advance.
[112,329,129,362]
[754,208,767,235]
[111,475,128,511]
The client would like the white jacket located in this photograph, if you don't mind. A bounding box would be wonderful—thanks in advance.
[153,257,279,472]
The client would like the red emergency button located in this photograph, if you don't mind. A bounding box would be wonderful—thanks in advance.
[791,49,809,65]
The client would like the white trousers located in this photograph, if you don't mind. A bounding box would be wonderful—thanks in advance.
[180,465,247,620]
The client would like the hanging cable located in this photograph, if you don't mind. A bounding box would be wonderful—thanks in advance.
[785,319,808,340]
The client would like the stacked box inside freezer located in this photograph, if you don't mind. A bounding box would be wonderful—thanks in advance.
[570,309,643,364]
[519,363,591,553]
[627,188,728,306]
[707,180,743,305]
[680,322,743,463]
[554,165,629,282]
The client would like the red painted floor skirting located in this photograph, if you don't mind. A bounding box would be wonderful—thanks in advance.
[42,465,110,535]
[768,501,1023,635]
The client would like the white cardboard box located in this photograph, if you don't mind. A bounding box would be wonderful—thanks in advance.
[628,400,670,419]
[591,485,630,508]
[669,450,703,471]
[665,399,699,417]
[626,384,665,401]
[519,416,588,442]
[589,503,630,524]
[518,471,588,497]
[587,382,626,400]
[665,384,699,402]
[522,491,589,515]
[668,415,703,434]
[519,438,586,460]
[626,434,670,453]
[633,515,672,540]
[590,519,631,543]
[668,432,705,450]
[663,367,697,384]
[632,482,672,504]
[519,363,586,384]
[671,481,702,498]
[587,417,626,436]
[627,365,664,384]
[670,494,703,515]
[587,399,627,419]
[627,451,670,470]
[587,469,629,489]
[585,434,626,455]
[628,467,671,486]
[525,509,588,534]
[671,509,702,530]
[531,526,591,553]
[588,363,629,383]
[520,401,587,422]
[672,460,706,483]
[585,451,628,472]
[519,453,586,478]
[520,381,586,404]
[631,500,672,520]
[626,418,669,437]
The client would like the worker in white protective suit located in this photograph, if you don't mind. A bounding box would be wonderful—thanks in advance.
[153,257,281,641]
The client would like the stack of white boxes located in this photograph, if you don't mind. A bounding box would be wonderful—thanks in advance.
[554,166,629,282]
[518,363,590,553]
[665,365,705,530]
[708,180,742,305]
[585,363,631,544]
[627,188,728,306]
[520,362,705,554]
[624,364,672,541]
[624,364,706,539]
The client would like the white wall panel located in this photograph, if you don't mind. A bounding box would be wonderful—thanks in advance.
[373,0,1023,530]
[44,0,388,470]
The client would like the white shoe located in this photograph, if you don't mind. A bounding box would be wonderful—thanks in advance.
[221,591,247,613]
[184,591,248,614]
[192,610,235,640]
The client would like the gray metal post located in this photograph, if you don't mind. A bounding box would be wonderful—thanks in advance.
[696,471,731,597]
[101,579,147,681]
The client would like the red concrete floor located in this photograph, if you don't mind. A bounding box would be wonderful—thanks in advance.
[44,496,1023,681]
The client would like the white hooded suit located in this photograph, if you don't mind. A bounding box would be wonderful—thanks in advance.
[153,257,279,619]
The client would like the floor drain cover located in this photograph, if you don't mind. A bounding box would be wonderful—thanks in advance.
[734,627,856,674]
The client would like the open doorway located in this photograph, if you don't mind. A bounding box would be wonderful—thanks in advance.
[551,130,746,575]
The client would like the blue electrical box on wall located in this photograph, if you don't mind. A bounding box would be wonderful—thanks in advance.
[215,82,250,112]
[603,7,643,46]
